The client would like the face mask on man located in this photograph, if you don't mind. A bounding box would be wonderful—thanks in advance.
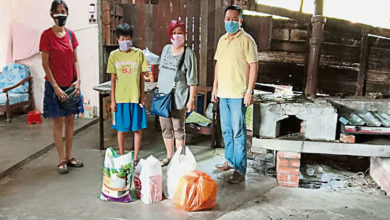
[119,40,133,51]
[171,34,185,47]
[225,21,240,34]
[53,14,68,27]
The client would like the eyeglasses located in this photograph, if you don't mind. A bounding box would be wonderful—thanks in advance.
[171,19,185,25]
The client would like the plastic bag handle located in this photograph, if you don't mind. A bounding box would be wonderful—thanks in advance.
[180,146,186,155]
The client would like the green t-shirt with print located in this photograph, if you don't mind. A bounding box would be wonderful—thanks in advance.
[107,48,148,103]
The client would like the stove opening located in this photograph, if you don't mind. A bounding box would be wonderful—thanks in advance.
[277,115,304,137]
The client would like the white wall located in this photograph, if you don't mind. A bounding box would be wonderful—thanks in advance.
[0,0,11,69]
[0,0,100,113]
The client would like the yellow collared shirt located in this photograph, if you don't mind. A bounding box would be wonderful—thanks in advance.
[214,30,258,98]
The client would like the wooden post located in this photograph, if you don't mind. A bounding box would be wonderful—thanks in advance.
[98,0,104,84]
[355,33,369,96]
[314,0,323,16]
[145,4,154,50]
[199,0,208,87]
[200,0,216,87]
[304,0,325,98]
[258,16,273,51]
[97,0,105,150]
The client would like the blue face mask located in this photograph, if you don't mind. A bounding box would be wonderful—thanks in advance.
[119,40,133,51]
[225,21,240,34]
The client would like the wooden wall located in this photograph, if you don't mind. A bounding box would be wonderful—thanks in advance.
[101,1,390,95]
[367,37,390,93]
[245,15,390,95]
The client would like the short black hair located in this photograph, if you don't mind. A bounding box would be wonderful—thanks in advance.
[116,23,133,38]
[224,5,243,18]
[50,0,69,14]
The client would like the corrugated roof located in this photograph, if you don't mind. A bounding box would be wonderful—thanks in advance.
[339,111,390,127]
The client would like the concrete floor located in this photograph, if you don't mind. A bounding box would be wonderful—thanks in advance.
[0,114,95,178]
[219,187,390,220]
[0,115,389,219]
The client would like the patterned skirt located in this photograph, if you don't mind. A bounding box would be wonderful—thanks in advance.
[43,81,84,118]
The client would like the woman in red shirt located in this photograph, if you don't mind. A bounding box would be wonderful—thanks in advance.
[40,0,83,174]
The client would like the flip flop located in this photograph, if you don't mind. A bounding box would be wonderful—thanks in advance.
[160,157,171,167]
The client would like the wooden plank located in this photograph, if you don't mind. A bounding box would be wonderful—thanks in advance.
[290,29,307,41]
[102,1,111,45]
[326,18,390,39]
[258,16,273,51]
[151,0,171,54]
[258,63,359,95]
[368,47,390,71]
[199,0,209,87]
[242,15,261,41]
[243,15,272,51]
[251,3,390,39]
[213,0,223,46]
[144,4,154,50]
[356,33,370,96]
[272,19,308,30]
[186,0,194,49]
[173,0,181,19]
[257,62,305,91]
[252,138,390,157]
[272,29,290,40]
[321,43,361,65]
[251,3,312,23]
[271,40,306,53]
[366,70,390,83]
[234,0,252,10]
[258,51,305,64]
[318,79,358,95]
[323,30,361,46]
[123,4,137,42]
[366,82,390,94]
[199,0,216,87]
[192,1,201,71]
[259,51,359,70]
[369,36,390,48]
[135,0,146,49]
[179,0,186,18]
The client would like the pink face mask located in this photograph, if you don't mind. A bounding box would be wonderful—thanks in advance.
[171,34,185,47]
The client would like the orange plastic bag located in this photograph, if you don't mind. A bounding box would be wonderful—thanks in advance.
[173,170,217,212]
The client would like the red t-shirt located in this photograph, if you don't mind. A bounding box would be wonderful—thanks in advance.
[39,28,79,87]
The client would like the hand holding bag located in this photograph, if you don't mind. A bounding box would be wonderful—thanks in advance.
[58,86,80,111]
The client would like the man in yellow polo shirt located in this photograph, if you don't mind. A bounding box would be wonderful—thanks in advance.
[212,5,258,184]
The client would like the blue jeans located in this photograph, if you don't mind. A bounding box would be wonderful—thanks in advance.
[219,98,247,175]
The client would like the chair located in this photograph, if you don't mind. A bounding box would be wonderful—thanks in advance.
[0,63,33,122]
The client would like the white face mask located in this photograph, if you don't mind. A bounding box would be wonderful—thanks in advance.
[119,40,133,51]
[171,34,185,47]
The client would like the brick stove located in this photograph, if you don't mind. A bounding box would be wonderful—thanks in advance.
[252,97,390,189]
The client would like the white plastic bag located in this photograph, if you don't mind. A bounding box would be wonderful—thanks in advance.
[134,159,145,199]
[138,155,163,204]
[142,48,160,65]
[166,146,197,199]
